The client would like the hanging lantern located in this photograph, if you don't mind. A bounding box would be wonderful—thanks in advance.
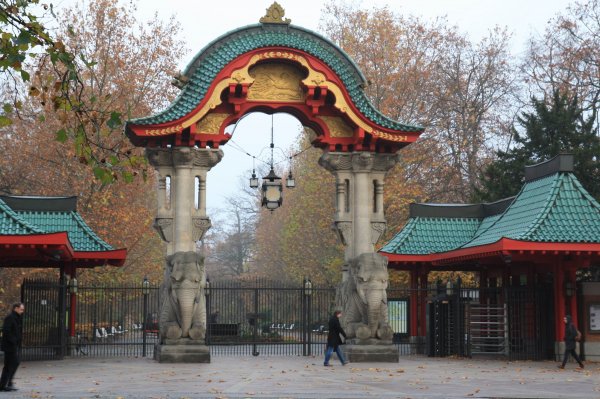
[286,170,295,188]
[261,167,283,210]
[249,170,259,188]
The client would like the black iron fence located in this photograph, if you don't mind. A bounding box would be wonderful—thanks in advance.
[19,279,66,360]
[70,282,161,358]
[206,278,336,356]
[15,278,555,361]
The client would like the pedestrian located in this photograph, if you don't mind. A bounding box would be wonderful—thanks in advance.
[0,302,25,391]
[558,314,584,369]
[324,310,348,367]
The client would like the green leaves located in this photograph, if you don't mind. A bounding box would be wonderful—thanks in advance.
[55,128,68,142]
[107,112,123,129]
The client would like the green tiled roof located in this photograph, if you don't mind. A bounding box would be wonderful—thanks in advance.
[0,196,114,252]
[464,172,600,247]
[128,24,423,132]
[0,198,42,235]
[380,217,480,255]
[381,155,600,256]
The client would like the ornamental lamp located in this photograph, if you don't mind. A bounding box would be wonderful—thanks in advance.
[261,167,283,211]
[69,277,78,294]
[286,170,295,188]
[142,276,150,296]
[304,278,313,296]
[205,278,210,296]
[249,170,259,189]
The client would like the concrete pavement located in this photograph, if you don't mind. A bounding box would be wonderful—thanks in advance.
[3,355,599,399]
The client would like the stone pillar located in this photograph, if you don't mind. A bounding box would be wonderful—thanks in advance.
[146,146,223,363]
[319,151,398,261]
[319,151,399,362]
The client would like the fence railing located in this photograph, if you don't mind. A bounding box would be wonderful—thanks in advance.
[18,278,554,360]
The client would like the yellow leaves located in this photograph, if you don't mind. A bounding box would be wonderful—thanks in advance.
[29,86,41,97]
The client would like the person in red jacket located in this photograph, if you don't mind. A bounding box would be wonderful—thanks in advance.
[0,303,25,391]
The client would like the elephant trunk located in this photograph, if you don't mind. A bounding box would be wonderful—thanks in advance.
[366,289,384,337]
[176,282,198,337]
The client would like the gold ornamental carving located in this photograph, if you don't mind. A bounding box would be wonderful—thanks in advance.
[195,113,230,135]
[247,64,305,102]
[145,123,184,136]
[174,51,379,139]
[259,2,291,24]
[319,116,353,138]
[371,130,409,142]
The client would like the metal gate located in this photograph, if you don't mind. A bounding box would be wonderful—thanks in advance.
[206,279,336,356]
[20,278,66,360]
[425,285,554,360]
[469,303,508,356]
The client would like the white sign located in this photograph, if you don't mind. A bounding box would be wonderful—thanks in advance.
[589,304,600,331]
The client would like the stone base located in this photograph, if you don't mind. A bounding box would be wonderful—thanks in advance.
[344,341,399,363]
[154,341,211,363]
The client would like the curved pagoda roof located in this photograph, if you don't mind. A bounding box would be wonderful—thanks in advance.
[125,3,423,152]
[381,154,600,266]
[0,195,126,268]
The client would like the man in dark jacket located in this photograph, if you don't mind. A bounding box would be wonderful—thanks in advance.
[559,314,584,369]
[0,302,25,391]
[324,310,348,367]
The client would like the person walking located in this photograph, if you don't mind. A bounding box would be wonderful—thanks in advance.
[0,302,25,391]
[324,310,348,367]
[559,314,584,369]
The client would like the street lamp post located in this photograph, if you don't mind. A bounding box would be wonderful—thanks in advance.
[142,276,150,357]
[304,278,313,356]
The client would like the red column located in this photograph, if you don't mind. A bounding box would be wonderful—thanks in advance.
[554,264,565,342]
[410,268,418,337]
[419,268,429,337]
[69,269,77,337]
[569,268,578,329]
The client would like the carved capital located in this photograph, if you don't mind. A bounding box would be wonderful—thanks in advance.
[334,221,352,246]
[192,217,212,241]
[146,148,173,168]
[370,222,387,245]
[192,148,224,169]
[318,152,352,173]
[153,217,173,242]
[172,147,194,168]
[372,153,399,172]
[351,152,374,172]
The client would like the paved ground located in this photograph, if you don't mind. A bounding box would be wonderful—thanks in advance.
[4,355,600,399]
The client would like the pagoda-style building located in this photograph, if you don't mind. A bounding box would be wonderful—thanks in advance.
[380,154,600,360]
[0,195,126,353]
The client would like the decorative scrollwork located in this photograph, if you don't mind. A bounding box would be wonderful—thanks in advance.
[259,2,291,24]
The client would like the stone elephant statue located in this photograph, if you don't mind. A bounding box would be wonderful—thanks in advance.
[340,252,393,341]
[160,251,207,341]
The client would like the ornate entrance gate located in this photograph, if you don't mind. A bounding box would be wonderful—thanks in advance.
[124,3,425,362]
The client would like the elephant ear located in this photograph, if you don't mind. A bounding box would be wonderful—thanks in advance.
[166,254,175,272]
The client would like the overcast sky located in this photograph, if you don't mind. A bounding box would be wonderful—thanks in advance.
[62,0,575,212]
